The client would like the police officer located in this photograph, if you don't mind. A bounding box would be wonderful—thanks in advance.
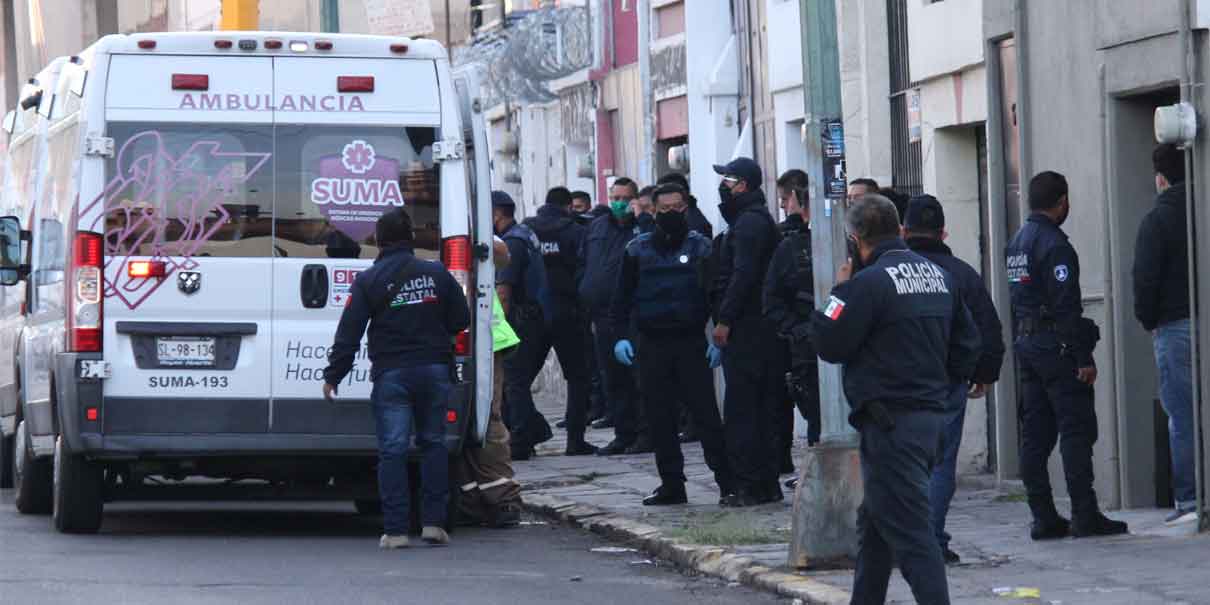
[812,194,979,605]
[611,183,734,505]
[522,187,598,456]
[656,172,713,238]
[763,170,820,484]
[712,157,785,506]
[492,191,555,460]
[902,194,1006,564]
[579,182,648,455]
[323,208,471,548]
[1007,171,1128,539]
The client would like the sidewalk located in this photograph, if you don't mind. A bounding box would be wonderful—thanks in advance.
[513,395,1209,604]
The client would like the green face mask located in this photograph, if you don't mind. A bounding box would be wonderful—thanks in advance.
[610,200,630,219]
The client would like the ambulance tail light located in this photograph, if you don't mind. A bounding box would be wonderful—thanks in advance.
[68,232,103,352]
[127,260,166,279]
[337,76,374,93]
[442,236,472,356]
[171,74,209,90]
[137,39,157,50]
[390,43,409,54]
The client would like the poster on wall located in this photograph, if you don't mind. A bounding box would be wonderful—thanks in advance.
[364,0,436,37]
[908,88,923,144]
[821,119,847,201]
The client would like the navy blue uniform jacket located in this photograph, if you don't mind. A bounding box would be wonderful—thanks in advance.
[906,236,1006,385]
[323,246,471,385]
[811,240,980,422]
[1006,213,1098,366]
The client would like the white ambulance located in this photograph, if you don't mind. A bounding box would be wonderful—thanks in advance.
[0,32,495,534]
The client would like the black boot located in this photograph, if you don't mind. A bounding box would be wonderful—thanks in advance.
[564,439,598,456]
[1028,495,1070,541]
[1072,511,1129,538]
[643,484,688,506]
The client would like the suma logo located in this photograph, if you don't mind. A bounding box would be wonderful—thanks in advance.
[341,140,376,174]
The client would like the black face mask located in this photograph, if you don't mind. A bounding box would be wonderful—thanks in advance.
[718,182,734,205]
[656,210,688,239]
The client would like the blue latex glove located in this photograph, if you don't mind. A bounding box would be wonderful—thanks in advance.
[614,339,636,366]
[706,343,723,369]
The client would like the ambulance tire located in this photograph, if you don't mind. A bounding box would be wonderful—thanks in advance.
[52,436,103,534]
[0,430,13,489]
[13,420,52,515]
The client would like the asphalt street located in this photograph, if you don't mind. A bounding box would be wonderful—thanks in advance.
[0,491,784,605]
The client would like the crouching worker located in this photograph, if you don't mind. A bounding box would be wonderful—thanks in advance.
[322,209,471,549]
[455,236,524,528]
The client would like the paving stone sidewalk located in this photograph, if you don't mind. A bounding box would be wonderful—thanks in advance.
[513,396,1210,604]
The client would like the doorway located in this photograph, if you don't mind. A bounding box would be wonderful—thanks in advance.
[1109,87,1181,508]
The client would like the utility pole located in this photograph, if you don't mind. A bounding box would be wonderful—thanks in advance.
[320,0,339,33]
[788,0,861,568]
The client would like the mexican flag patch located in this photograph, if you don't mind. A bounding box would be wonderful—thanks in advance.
[824,296,846,320]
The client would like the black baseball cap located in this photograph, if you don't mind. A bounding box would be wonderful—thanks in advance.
[491,190,516,208]
[903,194,945,231]
[713,157,762,189]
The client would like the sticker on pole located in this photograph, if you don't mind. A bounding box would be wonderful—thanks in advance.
[824,295,846,321]
[310,140,405,241]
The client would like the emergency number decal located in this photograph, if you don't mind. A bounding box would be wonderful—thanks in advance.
[824,296,846,321]
[331,267,363,308]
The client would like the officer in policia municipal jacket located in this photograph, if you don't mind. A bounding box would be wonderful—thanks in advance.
[1006,171,1128,540]
[322,208,470,549]
[811,194,979,605]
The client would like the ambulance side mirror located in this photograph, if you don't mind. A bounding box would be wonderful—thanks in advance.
[0,216,29,286]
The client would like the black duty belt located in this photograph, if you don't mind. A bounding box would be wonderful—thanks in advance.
[1016,317,1057,335]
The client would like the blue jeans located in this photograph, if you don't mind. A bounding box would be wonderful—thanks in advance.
[372,365,452,535]
[928,382,969,550]
[1155,318,1196,508]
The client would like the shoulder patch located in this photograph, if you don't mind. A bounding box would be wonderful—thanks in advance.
[1054,264,1069,282]
[824,295,846,320]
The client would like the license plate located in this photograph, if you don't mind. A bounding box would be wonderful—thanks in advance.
[156,337,216,367]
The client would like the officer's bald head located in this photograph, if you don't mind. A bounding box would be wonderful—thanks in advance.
[846,194,901,246]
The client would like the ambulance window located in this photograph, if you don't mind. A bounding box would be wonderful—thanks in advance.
[273,125,440,260]
[101,124,274,258]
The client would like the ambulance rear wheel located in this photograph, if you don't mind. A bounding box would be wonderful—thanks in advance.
[52,436,103,534]
[0,430,13,488]
[13,420,52,514]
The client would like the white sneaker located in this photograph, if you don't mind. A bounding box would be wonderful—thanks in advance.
[421,526,450,546]
[1165,508,1197,526]
[379,534,409,549]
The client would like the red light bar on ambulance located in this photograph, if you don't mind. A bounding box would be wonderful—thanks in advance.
[315,40,334,51]
[337,76,375,93]
[127,260,167,279]
[390,43,409,54]
[171,74,210,91]
[137,39,157,50]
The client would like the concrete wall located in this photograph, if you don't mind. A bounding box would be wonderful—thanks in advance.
[683,0,738,230]
[836,0,892,186]
[909,0,983,81]
[980,0,1196,509]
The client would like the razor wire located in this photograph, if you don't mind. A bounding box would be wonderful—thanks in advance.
[454,4,593,106]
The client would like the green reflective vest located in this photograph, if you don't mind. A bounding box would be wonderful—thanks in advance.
[492,293,520,353]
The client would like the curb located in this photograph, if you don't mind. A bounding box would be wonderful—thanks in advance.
[522,492,852,605]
